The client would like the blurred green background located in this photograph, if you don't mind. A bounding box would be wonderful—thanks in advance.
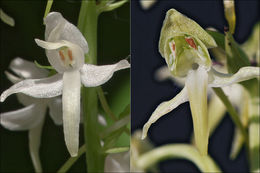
[0,0,130,172]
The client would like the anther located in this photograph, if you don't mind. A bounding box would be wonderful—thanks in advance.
[68,49,73,61]
[59,50,65,61]
[185,38,197,50]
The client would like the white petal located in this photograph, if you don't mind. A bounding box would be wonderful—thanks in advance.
[142,87,188,139]
[29,118,45,173]
[48,97,63,125]
[0,73,63,102]
[5,71,22,83]
[62,70,81,157]
[105,151,130,172]
[80,60,130,87]
[186,67,209,155]
[208,66,260,87]
[0,104,46,130]
[9,57,48,79]
[35,39,84,73]
[5,71,42,106]
[44,12,88,53]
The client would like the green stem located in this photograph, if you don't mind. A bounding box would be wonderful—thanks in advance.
[57,145,86,173]
[97,86,117,121]
[78,1,104,172]
[213,88,249,149]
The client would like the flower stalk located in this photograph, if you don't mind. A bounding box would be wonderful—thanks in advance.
[77,0,104,172]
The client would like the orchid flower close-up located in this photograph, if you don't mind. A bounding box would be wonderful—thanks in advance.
[0,12,130,157]
[0,57,62,172]
[141,9,259,156]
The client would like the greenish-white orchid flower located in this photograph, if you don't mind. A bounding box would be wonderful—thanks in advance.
[0,12,130,157]
[104,151,130,172]
[0,57,62,173]
[142,9,260,156]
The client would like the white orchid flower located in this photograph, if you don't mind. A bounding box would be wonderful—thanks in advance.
[0,57,62,172]
[0,12,130,157]
[142,9,260,155]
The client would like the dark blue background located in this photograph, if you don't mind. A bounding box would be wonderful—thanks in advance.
[131,0,259,172]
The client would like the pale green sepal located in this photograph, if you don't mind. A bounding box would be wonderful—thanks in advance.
[186,67,209,155]
[142,87,188,139]
[159,9,217,59]
[136,144,221,172]
[0,8,15,26]
[208,66,260,88]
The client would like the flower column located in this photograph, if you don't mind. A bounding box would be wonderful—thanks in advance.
[77,1,103,172]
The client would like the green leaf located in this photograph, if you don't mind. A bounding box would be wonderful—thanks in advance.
[206,30,225,49]
[225,32,250,73]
